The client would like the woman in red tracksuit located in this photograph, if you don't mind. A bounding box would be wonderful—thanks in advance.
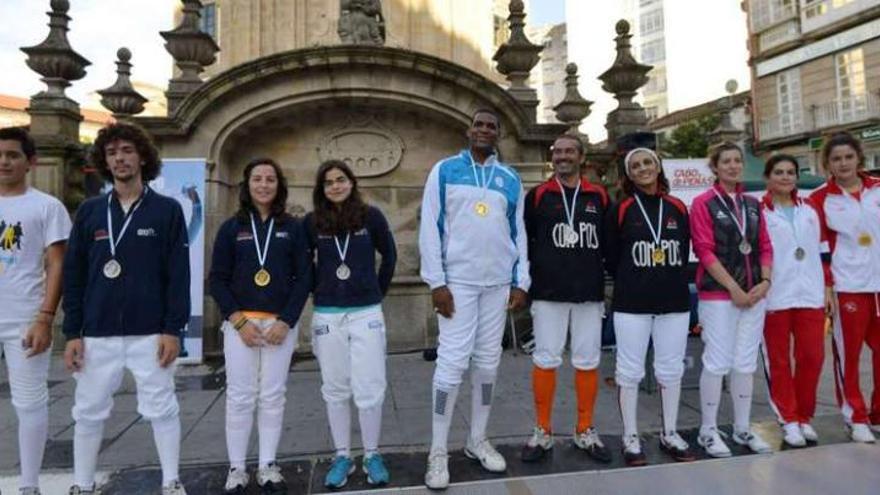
[809,132,880,443]
[760,154,829,447]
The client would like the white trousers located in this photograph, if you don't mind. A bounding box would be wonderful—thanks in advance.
[433,284,509,389]
[698,299,767,375]
[2,327,50,490]
[531,300,604,370]
[223,318,298,468]
[311,306,387,409]
[614,312,690,386]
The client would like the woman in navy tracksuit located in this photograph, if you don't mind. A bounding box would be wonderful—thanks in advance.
[605,148,695,466]
[209,157,312,495]
[306,160,397,488]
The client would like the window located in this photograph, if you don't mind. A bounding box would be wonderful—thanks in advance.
[776,68,803,134]
[645,106,659,121]
[200,2,217,38]
[751,0,796,31]
[803,0,827,18]
[835,48,867,120]
[640,39,666,64]
[643,69,667,95]
[640,9,664,37]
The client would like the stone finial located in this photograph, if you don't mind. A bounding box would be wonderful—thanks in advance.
[493,0,542,90]
[553,63,593,137]
[21,0,91,98]
[98,48,148,118]
[599,20,653,142]
[709,79,743,145]
[160,0,220,113]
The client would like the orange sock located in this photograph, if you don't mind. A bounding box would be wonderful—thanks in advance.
[575,369,598,433]
[532,366,557,432]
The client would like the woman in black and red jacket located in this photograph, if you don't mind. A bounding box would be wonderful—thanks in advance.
[605,148,694,466]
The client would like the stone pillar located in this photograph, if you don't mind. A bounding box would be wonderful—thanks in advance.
[98,48,148,120]
[21,0,91,209]
[161,0,220,114]
[493,0,542,122]
[708,79,744,146]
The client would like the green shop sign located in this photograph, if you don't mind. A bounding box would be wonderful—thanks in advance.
[809,127,880,150]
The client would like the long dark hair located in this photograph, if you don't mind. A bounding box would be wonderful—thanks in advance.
[763,153,800,178]
[821,131,864,173]
[312,160,369,235]
[236,157,289,221]
[90,123,162,182]
[621,150,670,196]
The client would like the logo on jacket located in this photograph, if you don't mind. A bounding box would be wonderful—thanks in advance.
[236,232,254,241]
[585,201,598,214]
[495,176,504,188]
[94,229,109,241]
[632,240,682,267]
[666,218,678,230]
[0,220,23,252]
[843,301,858,313]
[275,232,290,239]
[137,228,157,237]
[552,222,599,249]
[715,210,728,220]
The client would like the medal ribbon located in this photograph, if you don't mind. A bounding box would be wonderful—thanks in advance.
[470,153,498,199]
[334,233,350,264]
[634,193,664,246]
[249,213,275,268]
[106,188,148,259]
[712,188,747,242]
[555,178,580,232]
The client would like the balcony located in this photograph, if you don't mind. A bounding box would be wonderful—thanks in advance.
[813,93,880,128]
[758,19,800,52]
[759,93,880,143]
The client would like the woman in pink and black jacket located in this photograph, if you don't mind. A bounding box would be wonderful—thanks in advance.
[690,141,773,458]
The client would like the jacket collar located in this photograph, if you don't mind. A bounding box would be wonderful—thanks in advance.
[761,190,801,211]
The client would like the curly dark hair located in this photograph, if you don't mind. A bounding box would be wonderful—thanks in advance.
[235,157,290,222]
[89,123,162,182]
[821,131,865,172]
[312,160,369,235]
[621,149,670,196]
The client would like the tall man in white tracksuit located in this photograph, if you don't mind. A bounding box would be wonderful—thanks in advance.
[419,109,530,490]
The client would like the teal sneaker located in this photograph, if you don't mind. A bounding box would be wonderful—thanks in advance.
[324,455,355,488]
[362,453,390,485]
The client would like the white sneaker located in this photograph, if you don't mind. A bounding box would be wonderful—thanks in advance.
[849,423,877,443]
[257,462,286,490]
[733,428,773,454]
[162,480,187,495]
[782,422,806,448]
[20,488,42,495]
[68,486,97,495]
[464,437,507,472]
[425,449,450,490]
[621,434,647,466]
[800,423,819,442]
[698,427,732,458]
[224,467,249,492]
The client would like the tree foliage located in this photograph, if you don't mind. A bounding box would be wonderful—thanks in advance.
[659,114,720,158]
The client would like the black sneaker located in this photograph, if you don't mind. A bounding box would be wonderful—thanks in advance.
[521,426,553,462]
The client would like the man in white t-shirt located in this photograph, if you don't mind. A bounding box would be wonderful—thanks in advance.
[0,127,71,495]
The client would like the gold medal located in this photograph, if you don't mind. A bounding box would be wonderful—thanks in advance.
[858,232,873,247]
[474,201,489,217]
[254,268,271,287]
[652,248,666,265]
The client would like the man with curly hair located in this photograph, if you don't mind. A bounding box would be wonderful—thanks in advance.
[62,123,191,495]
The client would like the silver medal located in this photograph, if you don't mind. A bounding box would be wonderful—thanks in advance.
[103,259,122,279]
[739,240,752,255]
[564,225,579,244]
[336,263,351,280]
[794,247,806,261]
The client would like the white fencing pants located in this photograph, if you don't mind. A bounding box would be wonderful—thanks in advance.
[1,327,50,490]
[312,306,387,454]
[613,312,690,387]
[223,318,298,469]
[532,300,604,371]
[71,335,180,488]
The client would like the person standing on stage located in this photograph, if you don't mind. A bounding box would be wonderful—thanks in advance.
[520,134,611,464]
[760,154,828,448]
[810,132,880,443]
[62,123,190,495]
[605,148,695,465]
[0,127,71,495]
[209,158,312,494]
[306,160,397,488]
[690,141,773,458]
[420,109,529,490]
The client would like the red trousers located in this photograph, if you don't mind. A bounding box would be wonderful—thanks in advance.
[762,308,825,424]
[832,292,880,425]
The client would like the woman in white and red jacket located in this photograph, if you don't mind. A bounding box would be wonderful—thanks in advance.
[760,154,829,448]
[809,132,880,443]
[690,142,773,458]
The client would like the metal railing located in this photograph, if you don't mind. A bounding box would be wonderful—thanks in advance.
[759,92,880,142]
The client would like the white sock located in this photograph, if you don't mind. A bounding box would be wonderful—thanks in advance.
[258,406,284,469]
[730,371,754,433]
[430,383,459,453]
[358,404,383,456]
[73,419,104,489]
[326,400,351,457]
[469,367,496,445]
[660,382,682,435]
[225,402,254,470]
[700,369,723,430]
[151,416,181,486]
[17,405,48,489]
[618,385,639,437]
